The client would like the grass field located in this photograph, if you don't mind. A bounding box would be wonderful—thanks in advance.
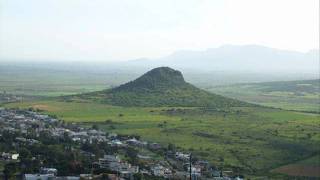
[208,79,319,112]
[271,154,320,177]
[3,100,179,122]
[0,74,107,97]
[4,100,320,178]
[0,64,138,96]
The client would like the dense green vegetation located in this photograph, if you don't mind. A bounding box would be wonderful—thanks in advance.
[208,79,320,112]
[0,130,94,177]
[65,67,250,108]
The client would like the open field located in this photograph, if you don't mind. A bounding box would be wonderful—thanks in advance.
[0,64,139,96]
[272,154,320,178]
[0,71,108,97]
[273,165,320,178]
[3,100,320,178]
[3,100,179,122]
[208,79,320,112]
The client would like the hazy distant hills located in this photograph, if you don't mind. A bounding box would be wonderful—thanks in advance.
[72,67,250,107]
[0,45,318,91]
[126,45,319,73]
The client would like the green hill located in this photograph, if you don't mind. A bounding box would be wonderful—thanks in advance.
[68,67,251,107]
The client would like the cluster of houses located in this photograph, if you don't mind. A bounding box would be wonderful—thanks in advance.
[1,152,19,161]
[0,92,23,104]
[0,108,243,180]
[98,155,139,179]
[0,108,58,136]
[25,168,88,180]
[0,108,107,144]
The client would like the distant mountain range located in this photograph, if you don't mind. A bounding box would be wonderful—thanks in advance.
[124,45,319,73]
[68,67,250,107]
[1,45,318,87]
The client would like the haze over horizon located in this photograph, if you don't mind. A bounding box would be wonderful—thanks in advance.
[0,0,319,62]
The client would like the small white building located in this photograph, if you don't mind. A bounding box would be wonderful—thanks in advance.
[175,152,190,161]
[11,153,19,160]
[24,174,55,180]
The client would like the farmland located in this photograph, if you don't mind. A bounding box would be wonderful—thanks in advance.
[0,63,137,96]
[272,154,320,177]
[208,79,320,112]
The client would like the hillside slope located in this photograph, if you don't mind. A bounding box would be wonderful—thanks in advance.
[70,67,250,107]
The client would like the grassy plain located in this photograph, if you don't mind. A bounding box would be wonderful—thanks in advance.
[0,74,107,97]
[207,79,319,112]
[0,64,137,96]
[4,100,320,178]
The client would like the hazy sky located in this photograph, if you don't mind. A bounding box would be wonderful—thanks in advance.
[0,0,318,62]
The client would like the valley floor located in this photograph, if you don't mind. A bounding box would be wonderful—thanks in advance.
[207,79,320,113]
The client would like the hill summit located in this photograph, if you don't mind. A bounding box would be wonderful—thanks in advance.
[111,67,187,92]
[75,67,250,107]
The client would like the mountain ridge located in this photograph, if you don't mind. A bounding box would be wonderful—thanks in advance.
[123,45,319,73]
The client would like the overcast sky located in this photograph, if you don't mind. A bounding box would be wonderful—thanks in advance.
[0,0,319,62]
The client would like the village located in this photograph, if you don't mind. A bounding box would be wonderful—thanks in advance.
[0,107,244,180]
